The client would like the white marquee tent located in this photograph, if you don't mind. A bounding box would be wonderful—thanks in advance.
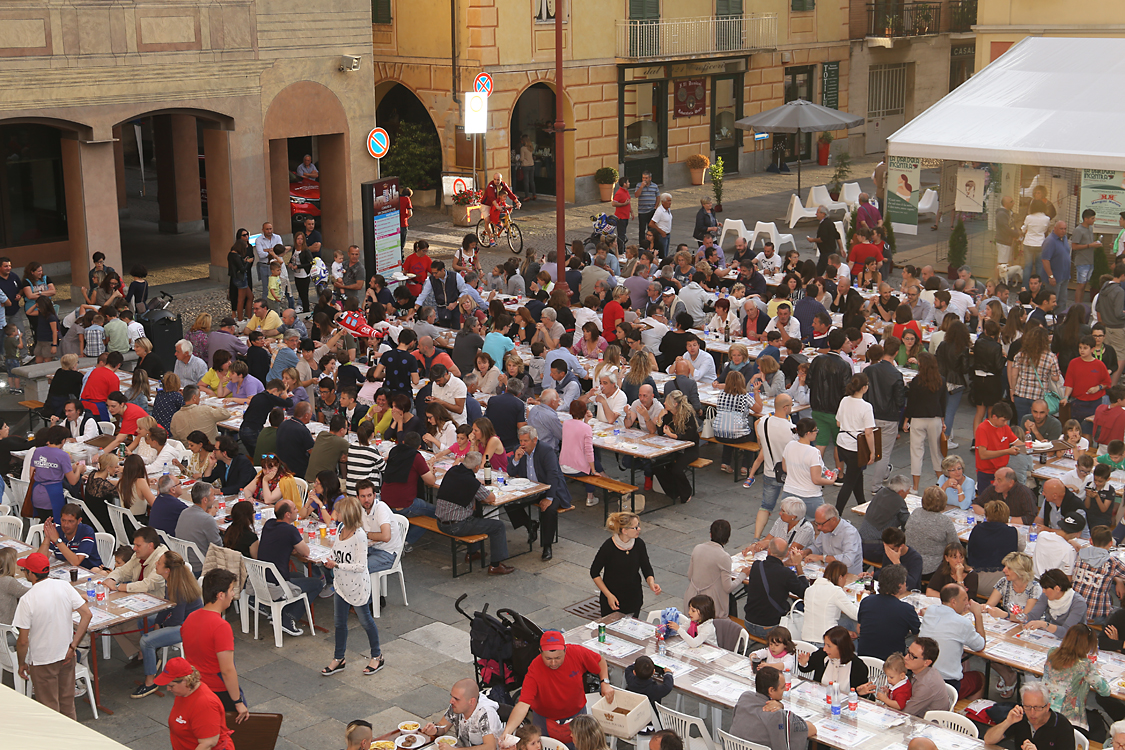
[887,36,1125,170]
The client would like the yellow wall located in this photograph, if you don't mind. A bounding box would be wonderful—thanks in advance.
[975,0,1125,71]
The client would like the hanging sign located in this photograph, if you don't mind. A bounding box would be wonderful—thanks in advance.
[1080,169,1125,227]
[464,91,488,134]
[887,155,921,236]
[674,78,706,118]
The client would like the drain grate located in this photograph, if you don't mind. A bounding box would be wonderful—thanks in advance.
[563,596,602,621]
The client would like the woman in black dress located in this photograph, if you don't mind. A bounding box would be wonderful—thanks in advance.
[228,228,253,320]
[590,511,661,617]
[653,390,700,504]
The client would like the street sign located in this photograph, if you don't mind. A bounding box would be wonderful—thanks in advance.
[753,132,769,141]
[367,127,390,159]
[474,72,494,97]
[464,91,488,134]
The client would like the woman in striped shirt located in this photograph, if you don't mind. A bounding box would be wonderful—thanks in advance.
[345,420,387,496]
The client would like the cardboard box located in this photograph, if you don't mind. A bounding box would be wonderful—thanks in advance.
[591,689,653,739]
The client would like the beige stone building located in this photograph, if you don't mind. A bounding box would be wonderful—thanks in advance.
[0,0,376,290]
[373,0,853,203]
[973,0,1125,69]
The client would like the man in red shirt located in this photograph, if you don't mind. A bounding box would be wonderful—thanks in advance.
[481,173,520,247]
[181,569,249,721]
[156,657,235,750]
[80,350,124,419]
[611,177,632,254]
[402,241,432,298]
[974,401,1021,489]
[1062,335,1112,431]
[502,631,612,744]
[104,390,150,453]
[1093,385,1125,447]
[849,227,884,277]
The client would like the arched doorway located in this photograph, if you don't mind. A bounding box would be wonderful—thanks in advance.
[0,122,70,250]
[511,83,556,197]
[374,83,442,194]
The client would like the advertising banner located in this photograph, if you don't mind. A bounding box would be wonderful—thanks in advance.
[887,155,921,236]
[1080,169,1125,227]
[955,168,988,213]
[361,177,402,285]
[673,79,706,118]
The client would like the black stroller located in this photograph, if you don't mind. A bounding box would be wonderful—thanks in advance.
[456,594,543,706]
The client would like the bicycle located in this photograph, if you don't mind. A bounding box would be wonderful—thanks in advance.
[476,205,524,254]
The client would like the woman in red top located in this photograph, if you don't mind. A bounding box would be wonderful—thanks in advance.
[849,227,884,277]
[401,241,432,298]
[891,305,923,342]
[611,177,632,254]
[601,286,627,344]
[156,658,235,750]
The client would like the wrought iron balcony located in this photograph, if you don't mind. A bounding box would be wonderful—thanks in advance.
[865,2,942,38]
[616,14,778,59]
[948,0,977,33]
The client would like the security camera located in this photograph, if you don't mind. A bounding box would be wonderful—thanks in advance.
[339,55,360,72]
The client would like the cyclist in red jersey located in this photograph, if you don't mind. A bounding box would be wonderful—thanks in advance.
[481,172,521,246]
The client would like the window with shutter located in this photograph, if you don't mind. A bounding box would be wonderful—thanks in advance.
[716,0,743,16]
[372,0,392,24]
[629,0,660,21]
[791,0,815,11]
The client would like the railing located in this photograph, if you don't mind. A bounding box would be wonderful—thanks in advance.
[948,0,977,33]
[865,2,941,38]
[616,13,778,59]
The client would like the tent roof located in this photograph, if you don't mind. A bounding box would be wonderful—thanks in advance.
[887,36,1125,170]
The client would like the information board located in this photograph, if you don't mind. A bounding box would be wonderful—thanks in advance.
[360,177,402,285]
[821,62,839,110]
[886,155,921,236]
[1080,169,1125,227]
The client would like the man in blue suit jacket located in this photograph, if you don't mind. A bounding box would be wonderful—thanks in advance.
[507,425,572,560]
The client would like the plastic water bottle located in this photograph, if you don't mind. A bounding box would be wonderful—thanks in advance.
[826,682,834,708]
[1029,528,1038,543]
[656,628,666,656]
[831,683,841,716]
[85,576,95,601]
[966,512,976,527]
[783,665,791,692]
[254,507,262,524]
[848,689,858,713]
[238,490,245,503]
[95,582,106,604]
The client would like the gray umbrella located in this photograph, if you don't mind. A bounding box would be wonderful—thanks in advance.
[735,99,864,199]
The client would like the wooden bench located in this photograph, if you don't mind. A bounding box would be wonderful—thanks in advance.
[573,475,640,524]
[688,458,712,494]
[18,400,45,430]
[407,516,490,578]
[702,437,760,483]
[13,351,138,402]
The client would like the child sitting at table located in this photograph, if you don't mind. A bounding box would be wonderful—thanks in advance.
[514,722,542,750]
[1061,452,1095,494]
[528,341,547,386]
[428,424,473,468]
[875,652,912,710]
[1087,464,1117,532]
[666,594,718,648]
[1063,419,1090,456]
[624,654,674,711]
[1098,440,1125,471]
[747,626,797,674]
[113,545,134,570]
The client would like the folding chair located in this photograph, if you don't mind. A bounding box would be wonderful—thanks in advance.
[923,711,978,738]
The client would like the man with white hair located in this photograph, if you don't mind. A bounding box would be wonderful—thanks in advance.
[982,683,1075,750]
[748,496,815,553]
[173,340,208,387]
[527,389,562,451]
[808,207,843,276]
[509,426,571,560]
[589,371,627,426]
[267,329,301,382]
[649,193,673,259]
[795,504,863,575]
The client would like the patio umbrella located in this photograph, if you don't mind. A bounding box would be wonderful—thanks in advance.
[734,99,864,199]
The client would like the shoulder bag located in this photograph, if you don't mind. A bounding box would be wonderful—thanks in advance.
[1032,363,1060,415]
[856,426,882,466]
[762,416,786,484]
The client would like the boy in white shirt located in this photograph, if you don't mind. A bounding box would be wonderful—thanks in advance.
[1060,453,1095,494]
[1032,513,1084,578]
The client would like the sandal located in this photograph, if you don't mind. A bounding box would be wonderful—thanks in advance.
[321,658,346,676]
[720,465,733,474]
[996,676,1015,699]
[364,656,385,676]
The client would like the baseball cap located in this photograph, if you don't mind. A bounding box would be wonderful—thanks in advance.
[540,631,566,650]
[17,552,50,575]
[662,288,675,296]
[154,657,196,686]
[220,317,237,328]
[1059,513,1086,534]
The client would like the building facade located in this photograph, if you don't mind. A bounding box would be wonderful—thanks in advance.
[0,0,376,289]
[374,0,853,202]
[974,0,1125,69]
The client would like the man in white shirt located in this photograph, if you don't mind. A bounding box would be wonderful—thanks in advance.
[948,279,975,322]
[1032,512,1084,577]
[764,304,801,340]
[754,242,784,274]
[676,338,717,385]
[121,310,145,345]
[752,395,797,537]
[430,365,469,425]
[639,316,669,355]
[844,329,878,359]
[51,398,99,443]
[829,254,850,288]
[254,221,284,290]
[677,276,708,328]
[357,479,400,574]
[590,371,627,425]
[625,383,664,435]
[13,552,93,719]
[649,193,673,259]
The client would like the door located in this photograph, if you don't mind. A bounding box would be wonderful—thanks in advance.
[621,80,665,185]
[866,63,907,154]
[783,66,815,162]
[715,0,743,52]
[711,75,742,173]
[628,0,660,58]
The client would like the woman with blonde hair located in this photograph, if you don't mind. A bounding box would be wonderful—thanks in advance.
[134,336,165,379]
[321,495,385,676]
[593,344,623,385]
[1042,624,1111,730]
[750,354,785,397]
[590,511,660,617]
[242,454,302,507]
[152,371,184,431]
[967,499,1021,591]
[653,391,700,504]
[621,350,656,404]
[716,343,752,386]
[715,371,753,476]
[131,550,204,698]
[498,353,533,396]
[186,312,212,355]
[83,452,120,532]
[570,715,610,750]
[128,416,160,460]
[43,353,84,417]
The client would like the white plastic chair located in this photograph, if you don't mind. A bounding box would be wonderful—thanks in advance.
[293,477,309,506]
[860,655,888,689]
[106,504,140,546]
[95,532,116,570]
[5,476,29,513]
[0,623,27,696]
[242,558,315,648]
[74,657,98,719]
[748,221,797,254]
[718,730,770,750]
[646,610,662,624]
[793,640,817,660]
[97,422,116,436]
[842,182,862,210]
[165,534,206,575]
[540,738,567,750]
[924,710,978,738]
[944,682,959,710]
[809,185,848,214]
[718,219,748,249]
[655,704,718,750]
[25,523,43,549]
[0,505,9,516]
[1075,730,1089,750]
[918,188,938,220]
[371,515,410,618]
[785,193,819,228]
[0,515,22,539]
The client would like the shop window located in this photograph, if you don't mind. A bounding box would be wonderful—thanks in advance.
[0,124,68,249]
[372,0,392,24]
[623,83,661,162]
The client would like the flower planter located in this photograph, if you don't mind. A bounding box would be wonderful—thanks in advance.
[453,204,485,226]
[818,142,830,166]
[598,183,614,202]
[690,168,705,185]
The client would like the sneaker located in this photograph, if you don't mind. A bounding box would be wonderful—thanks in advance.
[947,440,960,449]
[833,476,845,486]
[281,618,304,637]
[74,680,87,698]
[131,683,158,699]
[586,494,600,507]
[402,544,414,553]
[8,388,22,395]
[318,584,335,599]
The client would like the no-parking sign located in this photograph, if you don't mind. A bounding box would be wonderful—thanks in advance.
[367,127,390,159]
[474,72,493,97]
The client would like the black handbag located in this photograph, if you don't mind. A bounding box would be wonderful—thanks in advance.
[763,416,786,485]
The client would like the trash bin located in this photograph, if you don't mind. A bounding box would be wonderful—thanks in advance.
[139,308,183,372]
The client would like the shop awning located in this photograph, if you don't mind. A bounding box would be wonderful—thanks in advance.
[887,36,1125,170]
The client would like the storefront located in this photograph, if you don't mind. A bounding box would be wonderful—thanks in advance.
[510,82,557,196]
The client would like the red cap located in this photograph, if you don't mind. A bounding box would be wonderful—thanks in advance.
[17,552,50,575]
[154,657,196,686]
[540,631,565,650]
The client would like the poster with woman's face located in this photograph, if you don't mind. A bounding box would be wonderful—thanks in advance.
[887,156,921,235]
[955,168,988,213]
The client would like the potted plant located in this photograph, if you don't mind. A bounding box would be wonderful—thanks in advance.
[817,132,833,167]
[451,188,484,226]
[828,151,852,200]
[595,167,619,202]
[708,157,725,212]
[686,154,710,185]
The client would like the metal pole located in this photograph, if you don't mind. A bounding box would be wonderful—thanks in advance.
[554,3,566,292]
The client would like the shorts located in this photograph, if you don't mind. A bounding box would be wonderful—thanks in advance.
[969,374,1003,407]
[812,410,838,448]
[995,243,1012,265]
[233,275,248,290]
[1076,264,1095,284]
[32,341,54,358]
[5,357,18,374]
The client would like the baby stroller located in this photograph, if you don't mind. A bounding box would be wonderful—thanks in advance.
[456,594,543,704]
[585,213,618,250]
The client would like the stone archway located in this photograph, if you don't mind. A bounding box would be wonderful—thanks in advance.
[375,83,443,196]
[506,78,576,203]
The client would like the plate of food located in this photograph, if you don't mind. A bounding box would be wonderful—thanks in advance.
[375,742,396,750]
[435,737,457,748]
[398,723,421,733]
[396,733,426,749]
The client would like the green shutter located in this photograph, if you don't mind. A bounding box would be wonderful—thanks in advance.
[629,0,659,21]
[372,0,392,24]
[716,0,744,15]
[791,0,815,11]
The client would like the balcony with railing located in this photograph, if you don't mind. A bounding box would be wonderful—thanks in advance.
[615,14,778,60]
[948,0,977,33]
[865,2,942,39]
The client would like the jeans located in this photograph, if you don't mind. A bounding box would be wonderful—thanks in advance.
[440,516,509,562]
[333,590,382,660]
[786,493,823,521]
[396,497,436,543]
[743,620,772,640]
[521,166,536,198]
[281,575,323,624]
[638,211,655,246]
[870,419,899,490]
[614,219,628,255]
[367,548,396,573]
[1023,247,1042,290]
[945,386,964,438]
[140,625,182,676]
[1053,280,1068,311]
[1013,396,1035,425]
[760,474,782,512]
[835,446,865,514]
[653,233,670,260]
[256,263,271,292]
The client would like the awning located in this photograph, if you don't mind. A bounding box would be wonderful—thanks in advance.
[887,36,1125,170]
[0,684,134,750]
